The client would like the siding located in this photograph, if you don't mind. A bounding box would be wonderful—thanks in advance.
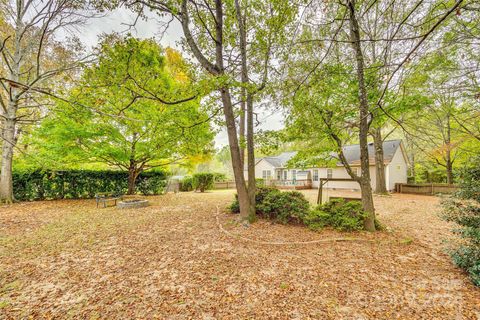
[244,159,276,180]
[386,146,408,191]
[311,166,376,190]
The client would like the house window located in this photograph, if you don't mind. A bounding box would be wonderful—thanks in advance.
[262,170,272,179]
[355,168,361,176]
[277,171,281,180]
[292,170,297,180]
[283,171,287,180]
[313,170,319,181]
[327,168,333,179]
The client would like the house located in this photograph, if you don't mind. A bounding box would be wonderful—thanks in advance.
[245,140,408,191]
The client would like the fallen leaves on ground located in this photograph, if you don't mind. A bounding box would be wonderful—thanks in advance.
[0,190,479,319]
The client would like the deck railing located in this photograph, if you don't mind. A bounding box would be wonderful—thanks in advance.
[266,179,313,189]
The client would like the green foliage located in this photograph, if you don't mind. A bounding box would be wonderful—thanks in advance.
[455,157,480,202]
[212,173,227,182]
[26,36,213,179]
[257,190,310,224]
[415,163,449,183]
[441,156,480,286]
[229,186,310,224]
[228,196,240,214]
[304,199,367,232]
[179,176,193,192]
[255,178,265,187]
[192,173,214,192]
[136,173,167,195]
[12,170,166,201]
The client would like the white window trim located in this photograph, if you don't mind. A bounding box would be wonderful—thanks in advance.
[327,168,333,179]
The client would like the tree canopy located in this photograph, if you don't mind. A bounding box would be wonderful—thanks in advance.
[27,36,214,193]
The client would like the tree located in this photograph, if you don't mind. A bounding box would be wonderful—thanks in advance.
[29,37,214,194]
[402,49,479,184]
[282,0,464,231]
[120,0,300,220]
[0,0,96,203]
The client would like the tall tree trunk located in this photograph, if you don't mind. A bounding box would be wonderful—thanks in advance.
[0,117,16,203]
[179,0,251,218]
[445,113,453,184]
[127,133,139,195]
[239,89,246,168]
[235,0,256,220]
[445,156,453,184]
[0,8,23,204]
[0,47,20,204]
[221,87,250,218]
[127,166,138,195]
[246,93,256,219]
[372,128,388,193]
[348,0,376,231]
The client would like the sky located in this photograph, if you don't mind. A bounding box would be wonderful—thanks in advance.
[75,7,285,148]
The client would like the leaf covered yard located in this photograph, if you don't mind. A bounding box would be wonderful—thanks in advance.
[1,191,479,319]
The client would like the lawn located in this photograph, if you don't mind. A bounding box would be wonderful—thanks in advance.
[1,190,479,319]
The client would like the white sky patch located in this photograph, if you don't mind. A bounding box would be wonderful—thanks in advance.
[75,9,285,148]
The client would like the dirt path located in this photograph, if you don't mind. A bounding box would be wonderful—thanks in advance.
[1,190,479,319]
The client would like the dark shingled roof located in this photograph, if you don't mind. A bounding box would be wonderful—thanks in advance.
[339,139,403,166]
[247,140,403,169]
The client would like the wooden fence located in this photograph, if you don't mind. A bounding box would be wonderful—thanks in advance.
[395,183,459,195]
[213,181,236,189]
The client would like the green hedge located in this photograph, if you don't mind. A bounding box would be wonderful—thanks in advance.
[12,169,166,201]
[192,173,214,192]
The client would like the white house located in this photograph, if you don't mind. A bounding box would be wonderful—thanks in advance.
[244,140,408,191]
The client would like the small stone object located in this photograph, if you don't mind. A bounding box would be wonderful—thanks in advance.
[117,199,149,209]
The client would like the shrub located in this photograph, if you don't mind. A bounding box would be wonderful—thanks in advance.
[136,174,167,195]
[258,190,310,224]
[441,156,480,286]
[255,178,265,187]
[229,196,240,213]
[229,186,310,224]
[180,176,194,192]
[455,158,480,202]
[192,173,214,192]
[213,173,227,182]
[229,186,277,214]
[303,199,368,231]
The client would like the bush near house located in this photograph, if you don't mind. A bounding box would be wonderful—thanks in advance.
[441,156,480,286]
[192,173,215,192]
